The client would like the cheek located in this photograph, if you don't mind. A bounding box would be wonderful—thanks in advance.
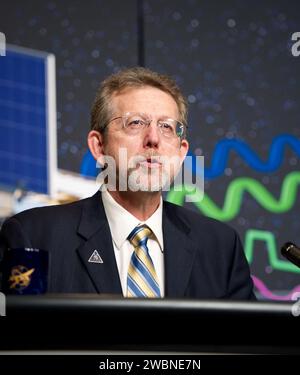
[104,135,142,162]
[161,142,182,158]
[120,137,144,156]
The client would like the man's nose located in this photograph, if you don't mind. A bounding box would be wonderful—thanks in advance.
[143,122,160,148]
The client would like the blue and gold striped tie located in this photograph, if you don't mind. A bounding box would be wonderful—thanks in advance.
[127,225,161,298]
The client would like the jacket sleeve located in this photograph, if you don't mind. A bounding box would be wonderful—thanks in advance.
[226,230,256,300]
[0,217,33,290]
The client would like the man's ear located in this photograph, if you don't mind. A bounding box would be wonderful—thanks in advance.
[87,130,105,167]
[179,138,189,161]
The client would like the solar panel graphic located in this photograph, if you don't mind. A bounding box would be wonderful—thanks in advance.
[0,45,56,195]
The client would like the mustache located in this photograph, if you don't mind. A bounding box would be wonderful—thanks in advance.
[128,153,164,168]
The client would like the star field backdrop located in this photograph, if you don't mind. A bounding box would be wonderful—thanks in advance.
[1,0,300,300]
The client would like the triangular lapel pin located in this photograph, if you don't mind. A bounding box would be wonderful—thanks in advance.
[88,250,104,264]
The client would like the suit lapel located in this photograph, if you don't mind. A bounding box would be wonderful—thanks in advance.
[163,202,197,298]
[75,192,198,297]
[76,191,122,295]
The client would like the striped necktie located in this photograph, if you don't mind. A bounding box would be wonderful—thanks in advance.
[127,225,161,298]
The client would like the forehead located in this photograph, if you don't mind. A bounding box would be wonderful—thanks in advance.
[110,86,179,118]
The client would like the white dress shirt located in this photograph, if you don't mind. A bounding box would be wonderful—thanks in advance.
[101,188,165,297]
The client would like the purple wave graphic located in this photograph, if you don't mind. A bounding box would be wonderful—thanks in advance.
[252,275,300,301]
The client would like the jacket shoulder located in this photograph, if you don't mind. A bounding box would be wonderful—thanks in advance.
[4,195,92,228]
[163,200,237,238]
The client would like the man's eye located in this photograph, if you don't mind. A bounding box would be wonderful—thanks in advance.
[161,123,174,131]
[128,119,143,126]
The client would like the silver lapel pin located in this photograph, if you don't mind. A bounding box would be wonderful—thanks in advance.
[88,250,104,264]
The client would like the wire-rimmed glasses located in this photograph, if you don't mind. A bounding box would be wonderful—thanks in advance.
[105,112,187,139]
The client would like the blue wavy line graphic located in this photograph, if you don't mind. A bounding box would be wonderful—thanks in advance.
[80,134,300,180]
[187,134,300,179]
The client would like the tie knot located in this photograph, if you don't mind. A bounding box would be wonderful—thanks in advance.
[128,225,152,248]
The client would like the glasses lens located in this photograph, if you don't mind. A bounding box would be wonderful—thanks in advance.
[159,120,186,139]
[122,113,185,139]
[175,122,184,138]
[125,113,148,132]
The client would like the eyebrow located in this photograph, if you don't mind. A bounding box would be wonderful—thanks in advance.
[128,112,179,120]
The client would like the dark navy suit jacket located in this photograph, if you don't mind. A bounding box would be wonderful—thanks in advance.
[0,190,255,299]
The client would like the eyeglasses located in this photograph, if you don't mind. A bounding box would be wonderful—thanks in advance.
[105,112,187,139]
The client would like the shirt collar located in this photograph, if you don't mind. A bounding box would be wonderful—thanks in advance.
[101,188,164,251]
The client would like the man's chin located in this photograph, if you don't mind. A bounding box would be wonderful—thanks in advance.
[128,180,163,192]
[127,172,171,192]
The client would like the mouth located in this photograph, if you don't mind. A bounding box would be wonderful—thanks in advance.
[139,157,162,169]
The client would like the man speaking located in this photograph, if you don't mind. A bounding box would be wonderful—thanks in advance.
[0,67,255,299]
